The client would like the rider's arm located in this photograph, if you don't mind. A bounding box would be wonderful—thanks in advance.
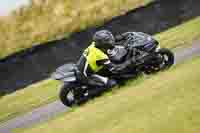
[115,32,137,41]
[115,33,127,41]
[115,32,136,46]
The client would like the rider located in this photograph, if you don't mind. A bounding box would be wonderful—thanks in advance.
[76,30,136,89]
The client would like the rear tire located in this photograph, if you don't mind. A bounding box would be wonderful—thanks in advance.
[59,84,76,107]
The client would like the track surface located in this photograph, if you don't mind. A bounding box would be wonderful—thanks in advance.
[0,42,200,133]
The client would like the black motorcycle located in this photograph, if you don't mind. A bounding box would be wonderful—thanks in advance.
[51,33,174,107]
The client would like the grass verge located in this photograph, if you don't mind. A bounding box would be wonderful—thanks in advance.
[0,80,60,123]
[0,17,200,123]
[17,56,200,133]
[155,17,200,49]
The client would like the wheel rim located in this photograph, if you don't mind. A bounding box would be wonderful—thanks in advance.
[66,90,75,103]
[164,54,169,61]
[163,53,170,65]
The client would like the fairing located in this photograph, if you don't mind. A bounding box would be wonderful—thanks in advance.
[51,63,77,82]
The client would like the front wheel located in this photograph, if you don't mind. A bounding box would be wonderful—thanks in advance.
[144,48,174,74]
[157,48,174,70]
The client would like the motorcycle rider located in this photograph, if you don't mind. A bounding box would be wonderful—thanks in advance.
[77,30,136,89]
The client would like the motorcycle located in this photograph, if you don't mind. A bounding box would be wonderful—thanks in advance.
[51,33,174,107]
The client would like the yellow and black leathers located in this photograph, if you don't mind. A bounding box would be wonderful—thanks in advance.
[77,42,134,78]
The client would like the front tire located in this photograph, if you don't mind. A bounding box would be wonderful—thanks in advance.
[157,48,174,70]
[144,48,174,74]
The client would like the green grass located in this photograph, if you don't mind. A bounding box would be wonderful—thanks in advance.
[0,17,200,124]
[155,17,200,49]
[0,0,151,59]
[0,79,60,123]
[16,55,200,133]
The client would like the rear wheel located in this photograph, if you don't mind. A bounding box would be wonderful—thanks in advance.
[59,84,76,107]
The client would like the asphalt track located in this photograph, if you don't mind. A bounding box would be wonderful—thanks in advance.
[0,42,200,133]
